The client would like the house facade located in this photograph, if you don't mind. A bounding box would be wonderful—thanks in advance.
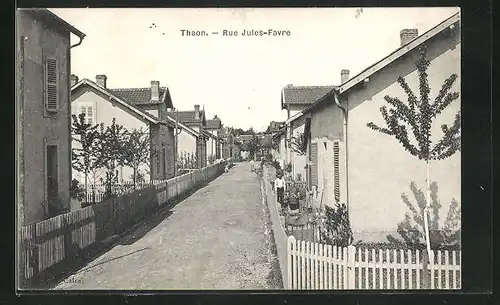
[281,85,335,181]
[71,76,176,185]
[16,9,86,224]
[205,115,223,162]
[171,105,208,168]
[220,127,241,161]
[291,13,461,243]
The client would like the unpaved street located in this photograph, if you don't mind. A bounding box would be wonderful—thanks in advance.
[54,162,279,290]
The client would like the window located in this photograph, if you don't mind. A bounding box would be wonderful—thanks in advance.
[44,57,59,112]
[333,141,340,202]
[80,105,94,125]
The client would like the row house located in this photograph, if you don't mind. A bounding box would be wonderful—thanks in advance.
[285,13,461,242]
[16,9,86,224]
[280,85,336,180]
[71,76,176,184]
[205,115,223,162]
[220,127,242,161]
[169,105,208,168]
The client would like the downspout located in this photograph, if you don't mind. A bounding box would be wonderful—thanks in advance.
[332,90,350,220]
[68,33,85,210]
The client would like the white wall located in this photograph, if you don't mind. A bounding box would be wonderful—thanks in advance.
[346,32,461,242]
[72,88,151,184]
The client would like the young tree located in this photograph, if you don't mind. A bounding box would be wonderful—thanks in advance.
[71,113,100,195]
[366,45,460,287]
[122,127,152,190]
[95,118,129,197]
[246,134,262,160]
[386,182,461,249]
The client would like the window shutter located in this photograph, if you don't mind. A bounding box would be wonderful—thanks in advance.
[311,143,318,186]
[87,106,93,125]
[45,58,58,111]
[333,141,340,202]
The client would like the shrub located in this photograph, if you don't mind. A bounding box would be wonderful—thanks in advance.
[284,162,292,173]
[386,181,461,249]
[270,159,281,171]
[321,204,353,247]
[70,179,85,201]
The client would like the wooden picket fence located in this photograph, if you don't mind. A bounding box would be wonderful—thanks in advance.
[19,160,230,288]
[287,236,461,290]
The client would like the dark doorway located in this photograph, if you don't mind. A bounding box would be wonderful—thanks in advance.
[46,145,59,217]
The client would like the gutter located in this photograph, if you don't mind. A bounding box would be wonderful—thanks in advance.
[332,90,350,220]
[70,34,85,49]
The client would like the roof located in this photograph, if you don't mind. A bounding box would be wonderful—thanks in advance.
[202,130,219,139]
[281,85,337,110]
[110,87,173,108]
[165,115,200,138]
[23,9,86,38]
[71,79,161,125]
[173,110,206,124]
[205,118,222,129]
[338,12,460,95]
[286,12,461,125]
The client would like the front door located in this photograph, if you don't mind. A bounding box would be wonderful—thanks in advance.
[46,145,59,217]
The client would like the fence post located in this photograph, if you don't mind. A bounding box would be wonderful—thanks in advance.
[347,244,356,289]
[287,235,295,289]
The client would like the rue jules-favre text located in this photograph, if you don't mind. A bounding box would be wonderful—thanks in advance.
[180,29,291,37]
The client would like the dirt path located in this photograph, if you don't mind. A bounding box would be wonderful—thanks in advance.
[54,162,279,290]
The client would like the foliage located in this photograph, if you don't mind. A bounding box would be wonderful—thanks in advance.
[284,162,292,173]
[366,45,461,286]
[121,128,152,188]
[321,204,353,247]
[246,134,262,159]
[386,182,461,249]
[271,137,280,151]
[290,132,307,156]
[366,45,461,161]
[95,118,128,197]
[270,159,282,171]
[71,113,100,191]
[70,179,86,201]
[178,151,197,169]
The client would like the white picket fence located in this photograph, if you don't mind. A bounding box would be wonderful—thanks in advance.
[287,236,461,290]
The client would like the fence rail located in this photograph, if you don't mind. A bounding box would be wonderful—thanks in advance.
[287,236,461,290]
[19,159,230,287]
[262,165,461,290]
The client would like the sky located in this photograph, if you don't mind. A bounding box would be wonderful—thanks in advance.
[51,7,459,132]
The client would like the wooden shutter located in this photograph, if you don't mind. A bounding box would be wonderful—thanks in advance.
[333,141,340,202]
[45,58,58,111]
[87,106,93,125]
[311,143,318,186]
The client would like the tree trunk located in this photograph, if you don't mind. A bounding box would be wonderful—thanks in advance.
[422,159,432,288]
[422,249,430,288]
[133,167,137,191]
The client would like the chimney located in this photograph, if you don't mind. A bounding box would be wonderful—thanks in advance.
[340,69,350,84]
[400,29,419,46]
[151,80,160,101]
[70,74,79,87]
[194,104,200,120]
[96,75,107,88]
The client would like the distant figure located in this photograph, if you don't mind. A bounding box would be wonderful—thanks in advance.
[224,163,229,173]
[274,172,286,209]
[250,159,254,172]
